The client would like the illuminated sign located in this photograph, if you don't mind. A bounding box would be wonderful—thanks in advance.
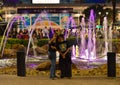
[32,0,60,4]
[17,8,74,14]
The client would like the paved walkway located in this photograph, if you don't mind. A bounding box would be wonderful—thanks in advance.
[0,75,119,85]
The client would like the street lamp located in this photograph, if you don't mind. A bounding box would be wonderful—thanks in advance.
[112,0,116,26]
[106,12,109,16]
[98,12,102,25]
[98,12,101,15]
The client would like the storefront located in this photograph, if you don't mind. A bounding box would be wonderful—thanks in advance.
[1,0,120,29]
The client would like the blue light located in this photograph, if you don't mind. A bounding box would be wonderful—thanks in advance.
[85,0,106,3]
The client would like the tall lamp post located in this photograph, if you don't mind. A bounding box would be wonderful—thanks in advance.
[112,0,116,27]
[106,0,116,78]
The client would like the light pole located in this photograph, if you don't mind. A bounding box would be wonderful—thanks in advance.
[112,0,116,26]
[98,12,101,25]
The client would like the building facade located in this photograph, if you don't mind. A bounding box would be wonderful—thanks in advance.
[0,0,120,29]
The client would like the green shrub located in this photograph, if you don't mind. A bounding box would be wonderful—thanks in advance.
[67,37,77,46]
[7,38,28,47]
[0,37,77,49]
[1,37,120,49]
[0,38,28,48]
[37,39,49,47]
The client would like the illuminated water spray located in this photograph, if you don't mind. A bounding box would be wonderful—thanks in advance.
[65,16,76,39]
[72,9,96,60]
[87,9,96,60]
[0,11,52,60]
[103,17,108,55]
[80,17,86,59]
[26,10,52,61]
[0,15,27,57]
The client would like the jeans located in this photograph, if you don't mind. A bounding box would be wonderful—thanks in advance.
[49,51,56,78]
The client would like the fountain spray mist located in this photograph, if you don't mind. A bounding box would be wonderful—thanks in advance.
[0,15,27,57]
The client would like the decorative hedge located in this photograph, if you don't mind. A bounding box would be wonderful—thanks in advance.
[0,37,120,49]
[0,37,76,48]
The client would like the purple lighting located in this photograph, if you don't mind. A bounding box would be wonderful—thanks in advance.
[0,15,27,57]
[64,16,76,39]
[80,17,86,59]
[72,9,96,61]
[26,11,51,60]
[87,9,96,60]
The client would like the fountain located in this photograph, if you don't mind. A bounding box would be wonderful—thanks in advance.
[0,11,51,59]
[0,11,52,67]
[103,17,108,56]
[0,15,28,57]
[26,10,52,61]
[87,9,96,60]
[73,9,96,60]
[79,17,87,59]
[72,10,110,68]
[64,16,77,39]
[0,9,120,70]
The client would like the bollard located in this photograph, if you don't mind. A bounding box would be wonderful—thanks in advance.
[107,52,116,77]
[17,51,26,77]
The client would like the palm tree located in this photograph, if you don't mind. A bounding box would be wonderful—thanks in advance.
[82,4,113,25]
